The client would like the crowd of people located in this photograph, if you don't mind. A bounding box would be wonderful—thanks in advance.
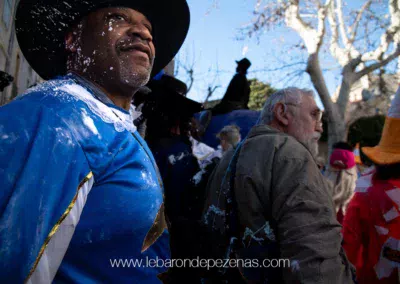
[0,0,400,283]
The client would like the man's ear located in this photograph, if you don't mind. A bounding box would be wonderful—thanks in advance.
[273,102,290,126]
[65,31,78,53]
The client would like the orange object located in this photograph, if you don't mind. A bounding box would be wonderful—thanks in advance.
[363,86,400,165]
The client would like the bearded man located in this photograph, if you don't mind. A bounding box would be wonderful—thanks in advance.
[203,87,355,283]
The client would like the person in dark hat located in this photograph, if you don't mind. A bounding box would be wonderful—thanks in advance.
[143,74,220,282]
[198,58,252,135]
[144,74,203,141]
[0,1,189,283]
[211,58,252,115]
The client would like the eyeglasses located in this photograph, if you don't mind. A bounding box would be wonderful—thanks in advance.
[284,103,323,123]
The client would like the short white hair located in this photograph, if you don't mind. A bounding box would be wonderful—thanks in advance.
[217,125,241,148]
[258,87,315,125]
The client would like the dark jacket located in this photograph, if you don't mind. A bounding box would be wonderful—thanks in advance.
[149,136,219,283]
[203,124,355,283]
[212,73,250,115]
[149,136,203,223]
[223,73,250,104]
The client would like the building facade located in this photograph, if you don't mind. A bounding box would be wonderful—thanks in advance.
[0,0,41,105]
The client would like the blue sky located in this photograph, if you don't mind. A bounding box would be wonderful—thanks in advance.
[175,0,340,106]
[174,0,394,109]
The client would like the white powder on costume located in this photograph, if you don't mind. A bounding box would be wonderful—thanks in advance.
[59,82,137,133]
[192,169,206,185]
[243,227,264,243]
[81,108,100,137]
[203,205,225,225]
[168,152,186,165]
[291,260,300,272]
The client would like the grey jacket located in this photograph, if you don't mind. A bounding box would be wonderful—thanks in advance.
[203,124,355,283]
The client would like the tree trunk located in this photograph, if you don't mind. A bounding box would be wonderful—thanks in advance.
[306,53,346,153]
[336,65,357,118]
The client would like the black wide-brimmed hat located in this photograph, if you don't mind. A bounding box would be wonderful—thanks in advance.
[145,74,203,116]
[235,58,251,70]
[15,0,190,80]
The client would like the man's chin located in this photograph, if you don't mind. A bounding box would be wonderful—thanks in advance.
[121,65,152,87]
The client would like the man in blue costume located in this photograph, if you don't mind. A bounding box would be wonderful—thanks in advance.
[0,0,189,283]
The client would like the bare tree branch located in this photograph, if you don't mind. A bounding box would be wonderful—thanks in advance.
[248,61,307,73]
[245,0,400,150]
[182,66,194,94]
[349,0,372,43]
[356,44,400,80]
[336,0,350,46]
[175,45,198,94]
[204,85,221,104]
[316,0,330,51]
[361,0,400,61]
[327,0,348,65]
[284,0,323,53]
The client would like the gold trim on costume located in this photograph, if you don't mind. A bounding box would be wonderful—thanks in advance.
[24,172,93,283]
[141,202,167,253]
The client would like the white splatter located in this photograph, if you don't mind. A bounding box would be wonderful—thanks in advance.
[54,127,75,147]
[203,205,225,225]
[140,170,157,190]
[83,57,92,66]
[383,207,399,222]
[81,108,100,137]
[243,227,264,243]
[58,81,138,133]
[242,45,249,56]
[375,225,389,235]
[264,222,276,241]
[192,169,206,185]
[291,260,300,272]
[168,152,186,165]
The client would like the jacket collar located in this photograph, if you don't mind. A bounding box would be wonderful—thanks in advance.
[247,124,285,139]
[68,72,115,106]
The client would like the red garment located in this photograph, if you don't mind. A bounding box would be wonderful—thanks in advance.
[337,208,344,224]
[343,174,400,284]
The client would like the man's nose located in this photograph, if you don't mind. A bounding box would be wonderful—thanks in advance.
[315,121,323,133]
[127,25,153,42]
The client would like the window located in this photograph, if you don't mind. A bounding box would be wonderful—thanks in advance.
[2,0,12,29]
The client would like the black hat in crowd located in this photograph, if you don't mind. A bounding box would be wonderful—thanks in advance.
[15,0,190,80]
[145,74,203,116]
[235,58,251,70]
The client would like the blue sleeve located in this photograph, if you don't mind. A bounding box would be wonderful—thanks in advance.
[0,100,91,283]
